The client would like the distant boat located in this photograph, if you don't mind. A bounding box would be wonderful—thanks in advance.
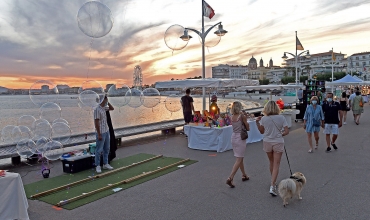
[70,97,78,99]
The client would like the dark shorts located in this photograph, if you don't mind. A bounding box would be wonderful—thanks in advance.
[183,112,192,123]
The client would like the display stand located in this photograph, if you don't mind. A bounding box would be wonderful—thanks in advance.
[297,80,325,122]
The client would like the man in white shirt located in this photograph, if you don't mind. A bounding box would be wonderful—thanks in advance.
[94,96,114,173]
[348,88,357,120]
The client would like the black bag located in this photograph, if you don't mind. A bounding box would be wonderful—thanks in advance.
[240,115,249,140]
[312,118,321,127]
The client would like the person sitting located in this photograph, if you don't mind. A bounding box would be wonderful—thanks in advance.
[209,95,220,116]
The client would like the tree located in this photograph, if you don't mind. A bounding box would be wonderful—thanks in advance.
[281,76,295,84]
[259,79,269,85]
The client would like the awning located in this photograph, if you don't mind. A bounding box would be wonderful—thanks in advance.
[155,78,259,88]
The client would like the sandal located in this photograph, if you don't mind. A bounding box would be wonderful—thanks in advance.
[315,144,318,149]
[242,175,250,181]
[226,177,235,188]
[308,149,313,153]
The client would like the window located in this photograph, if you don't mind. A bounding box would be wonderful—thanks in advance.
[356,57,359,60]
[356,62,359,66]
[363,62,366,66]
[363,56,366,59]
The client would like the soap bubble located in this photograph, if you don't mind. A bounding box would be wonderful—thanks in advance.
[164,24,189,51]
[78,99,93,112]
[53,118,69,125]
[40,102,61,123]
[16,139,36,158]
[35,136,49,153]
[77,1,113,38]
[29,80,59,107]
[78,80,105,108]
[51,122,71,144]
[165,95,182,112]
[197,25,221,48]
[1,125,16,143]
[33,119,52,140]
[141,88,161,108]
[127,88,143,108]
[43,140,64,161]
[12,126,33,143]
[107,82,131,108]
[18,115,36,130]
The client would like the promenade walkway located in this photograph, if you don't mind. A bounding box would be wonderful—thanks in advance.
[4,105,370,220]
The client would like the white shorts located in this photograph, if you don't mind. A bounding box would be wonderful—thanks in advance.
[323,124,339,135]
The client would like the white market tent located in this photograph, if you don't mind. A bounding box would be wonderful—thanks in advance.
[325,74,363,86]
[155,78,259,88]
[235,84,305,91]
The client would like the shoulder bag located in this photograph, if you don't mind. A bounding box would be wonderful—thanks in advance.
[359,96,364,107]
[240,114,249,140]
[311,106,321,127]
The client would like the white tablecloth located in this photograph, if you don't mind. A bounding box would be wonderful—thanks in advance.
[281,110,300,128]
[0,172,29,220]
[184,125,233,152]
[246,120,263,143]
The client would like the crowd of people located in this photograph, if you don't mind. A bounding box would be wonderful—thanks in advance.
[179,87,365,196]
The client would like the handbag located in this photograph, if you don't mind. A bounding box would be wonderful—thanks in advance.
[240,115,249,140]
[359,97,364,107]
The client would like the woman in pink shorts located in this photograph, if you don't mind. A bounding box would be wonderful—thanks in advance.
[226,101,250,188]
[256,101,289,196]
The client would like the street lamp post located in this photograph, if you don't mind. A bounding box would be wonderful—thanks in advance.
[282,50,310,101]
[178,2,227,111]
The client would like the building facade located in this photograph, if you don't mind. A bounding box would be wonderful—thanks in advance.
[211,64,248,79]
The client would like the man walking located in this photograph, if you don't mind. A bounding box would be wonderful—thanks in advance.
[349,88,357,121]
[94,96,114,173]
[322,93,343,152]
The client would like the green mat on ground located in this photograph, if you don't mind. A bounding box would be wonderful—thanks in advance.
[24,153,197,210]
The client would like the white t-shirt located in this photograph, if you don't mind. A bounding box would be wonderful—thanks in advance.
[259,115,288,143]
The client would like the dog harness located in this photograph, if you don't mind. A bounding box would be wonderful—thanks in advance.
[290,176,303,182]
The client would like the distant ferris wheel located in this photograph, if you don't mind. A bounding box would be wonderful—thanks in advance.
[133,65,143,88]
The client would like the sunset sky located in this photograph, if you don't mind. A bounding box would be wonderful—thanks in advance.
[1,0,370,89]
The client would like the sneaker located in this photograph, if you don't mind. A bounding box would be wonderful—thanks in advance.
[96,166,102,173]
[332,143,338,150]
[343,122,347,125]
[326,147,332,153]
[103,164,114,170]
[269,186,277,196]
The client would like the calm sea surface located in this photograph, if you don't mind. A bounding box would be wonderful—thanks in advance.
[0,94,261,137]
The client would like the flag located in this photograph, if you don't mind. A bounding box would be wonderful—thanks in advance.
[203,1,215,19]
[332,50,336,61]
[296,37,304,50]
[363,64,366,71]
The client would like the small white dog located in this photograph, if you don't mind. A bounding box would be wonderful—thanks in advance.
[278,172,306,207]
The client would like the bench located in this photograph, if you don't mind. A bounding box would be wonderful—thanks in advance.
[0,119,185,164]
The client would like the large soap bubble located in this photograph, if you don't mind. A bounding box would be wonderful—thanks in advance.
[141,88,161,108]
[51,122,71,144]
[40,102,61,123]
[78,99,93,111]
[198,25,221,48]
[16,139,36,158]
[78,80,105,108]
[1,125,16,143]
[29,80,59,107]
[77,1,113,38]
[33,119,52,140]
[127,88,143,108]
[164,24,189,51]
[107,82,131,108]
[165,95,182,112]
[35,136,49,154]
[18,115,36,130]
[53,118,69,125]
[43,140,64,161]
[12,126,33,143]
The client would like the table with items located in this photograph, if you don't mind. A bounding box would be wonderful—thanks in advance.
[0,170,30,220]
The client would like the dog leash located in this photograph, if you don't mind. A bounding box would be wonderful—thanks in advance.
[269,116,293,176]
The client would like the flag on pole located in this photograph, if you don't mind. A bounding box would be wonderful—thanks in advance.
[296,36,304,50]
[203,1,215,19]
[363,64,366,71]
[332,50,336,61]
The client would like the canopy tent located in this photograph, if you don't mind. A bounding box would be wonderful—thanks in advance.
[353,75,363,82]
[235,84,305,91]
[155,78,259,89]
[325,74,363,86]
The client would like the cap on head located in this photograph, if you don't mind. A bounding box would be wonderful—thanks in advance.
[211,95,217,102]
